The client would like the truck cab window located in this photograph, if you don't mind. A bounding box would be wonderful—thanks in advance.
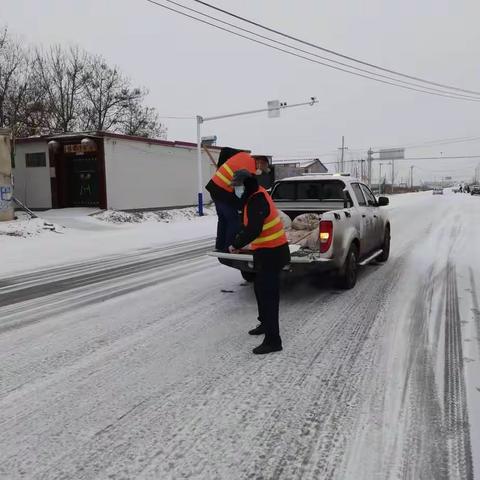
[360,184,377,206]
[351,183,367,206]
[272,182,296,200]
[297,181,345,201]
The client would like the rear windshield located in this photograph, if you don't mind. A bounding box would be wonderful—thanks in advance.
[272,180,346,201]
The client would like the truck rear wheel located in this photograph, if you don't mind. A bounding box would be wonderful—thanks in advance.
[377,226,391,262]
[337,244,358,290]
[241,271,256,283]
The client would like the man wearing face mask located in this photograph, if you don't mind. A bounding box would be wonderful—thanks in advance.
[228,169,290,355]
[206,148,271,252]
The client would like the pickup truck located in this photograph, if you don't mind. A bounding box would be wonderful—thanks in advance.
[209,174,391,289]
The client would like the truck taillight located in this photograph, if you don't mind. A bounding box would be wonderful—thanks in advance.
[319,220,333,253]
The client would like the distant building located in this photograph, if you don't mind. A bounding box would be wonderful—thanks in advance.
[13,132,221,210]
[273,158,328,180]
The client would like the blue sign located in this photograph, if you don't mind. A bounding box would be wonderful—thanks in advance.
[0,184,12,211]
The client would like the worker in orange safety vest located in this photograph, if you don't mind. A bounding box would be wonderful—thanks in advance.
[206,148,270,252]
[228,169,290,355]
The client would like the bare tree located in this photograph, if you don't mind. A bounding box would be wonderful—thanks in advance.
[0,27,27,128]
[34,45,89,132]
[1,27,167,139]
[81,56,144,131]
[121,100,167,138]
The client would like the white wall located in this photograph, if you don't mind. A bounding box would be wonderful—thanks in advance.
[104,138,217,210]
[13,142,52,209]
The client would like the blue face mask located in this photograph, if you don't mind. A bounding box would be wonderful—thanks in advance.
[234,186,245,198]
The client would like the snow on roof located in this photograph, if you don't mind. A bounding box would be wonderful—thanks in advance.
[15,131,224,150]
[278,173,359,182]
[272,158,324,168]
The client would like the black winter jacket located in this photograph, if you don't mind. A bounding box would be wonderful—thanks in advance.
[233,182,290,271]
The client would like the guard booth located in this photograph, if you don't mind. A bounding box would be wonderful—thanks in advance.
[0,129,14,221]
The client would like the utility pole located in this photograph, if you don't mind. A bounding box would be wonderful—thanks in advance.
[379,162,384,194]
[410,165,414,190]
[338,136,348,173]
[391,160,395,194]
[367,148,373,186]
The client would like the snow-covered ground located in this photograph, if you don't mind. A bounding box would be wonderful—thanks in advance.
[0,206,217,275]
[1,191,479,479]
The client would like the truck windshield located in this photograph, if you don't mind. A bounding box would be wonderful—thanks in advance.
[272,180,346,202]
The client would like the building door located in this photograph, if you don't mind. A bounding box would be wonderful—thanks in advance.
[68,156,99,207]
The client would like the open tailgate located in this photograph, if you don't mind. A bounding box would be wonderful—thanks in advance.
[207,245,332,264]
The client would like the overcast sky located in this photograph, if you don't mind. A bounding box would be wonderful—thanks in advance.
[3,0,480,184]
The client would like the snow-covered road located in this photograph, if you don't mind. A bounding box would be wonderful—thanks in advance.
[1,191,479,479]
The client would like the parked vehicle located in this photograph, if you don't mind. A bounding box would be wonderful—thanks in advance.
[433,187,444,195]
[209,174,391,289]
[471,185,480,196]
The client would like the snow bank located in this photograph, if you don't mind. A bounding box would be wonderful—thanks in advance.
[0,213,61,239]
[94,206,216,224]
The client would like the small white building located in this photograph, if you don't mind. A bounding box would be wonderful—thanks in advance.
[13,132,220,210]
[273,158,328,180]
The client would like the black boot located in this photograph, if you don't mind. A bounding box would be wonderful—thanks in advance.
[248,324,265,335]
[252,341,283,355]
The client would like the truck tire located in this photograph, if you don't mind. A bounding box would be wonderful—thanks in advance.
[241,271,256,283]
[337,244,358,290]
[377,226,391,262]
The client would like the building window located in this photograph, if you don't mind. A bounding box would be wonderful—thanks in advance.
[26,152,47,168]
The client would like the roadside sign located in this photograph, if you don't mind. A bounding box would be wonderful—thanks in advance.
[379,148,405,160]
[267,100,281,118]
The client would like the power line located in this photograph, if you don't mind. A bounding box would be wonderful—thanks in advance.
[143,0,480,102]
[191,0,480,97]
[272,135,480,160]
[146,0,480,101]
[301,135,480,157]
[321,154,480,166]
[415,165,477,173]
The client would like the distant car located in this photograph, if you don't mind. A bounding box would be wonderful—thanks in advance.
[471,185,480,196]
[433,187,444,195]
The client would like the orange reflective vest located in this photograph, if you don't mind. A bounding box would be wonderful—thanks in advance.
[243,187,288,250]
[211,152,257,193]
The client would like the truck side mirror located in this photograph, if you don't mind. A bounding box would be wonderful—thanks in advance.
[378,196,389,206]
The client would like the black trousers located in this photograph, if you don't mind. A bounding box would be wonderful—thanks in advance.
[254,269,282,346]
[214,201,240,251]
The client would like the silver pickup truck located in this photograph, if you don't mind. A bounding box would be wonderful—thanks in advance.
[209,174,391,289]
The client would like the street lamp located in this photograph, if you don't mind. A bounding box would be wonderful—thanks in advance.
[196,97,319,215]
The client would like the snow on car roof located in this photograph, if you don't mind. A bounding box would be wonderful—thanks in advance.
[278,173,360,182]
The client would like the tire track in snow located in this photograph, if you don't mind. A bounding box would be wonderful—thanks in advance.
[468,267,480,355]
[241,255,406,480]
[445,264,474,480]
[0,239,213,308]
[252,216,440,480]
[397,266,449,480]
[0,236,214,291]
[0,246,214,334]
